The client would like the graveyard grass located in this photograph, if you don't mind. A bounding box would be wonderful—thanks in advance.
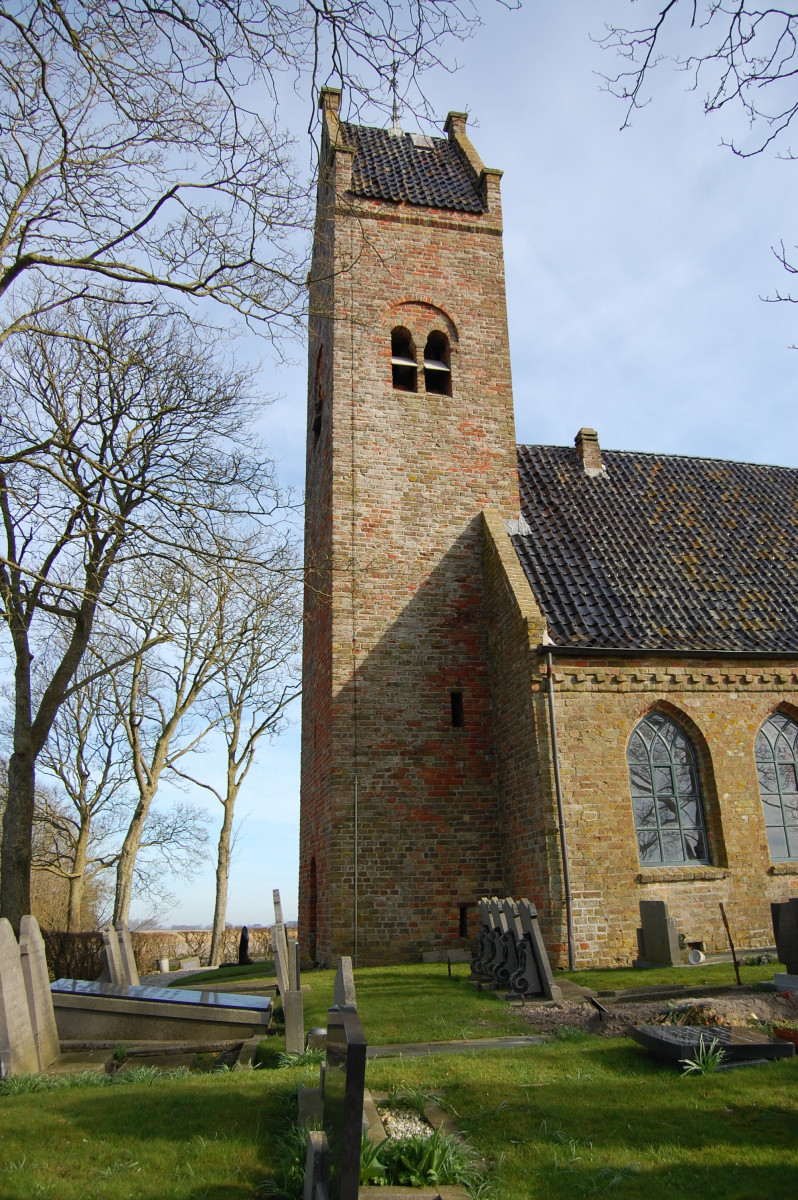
[0,961,795,1198]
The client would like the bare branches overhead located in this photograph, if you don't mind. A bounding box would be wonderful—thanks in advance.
[600,2,798,157]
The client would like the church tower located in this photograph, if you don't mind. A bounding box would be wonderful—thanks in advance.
[299,90,519,965]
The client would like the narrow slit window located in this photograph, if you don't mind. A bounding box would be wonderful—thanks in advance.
[391,327,417,391]
[450,690,464,729]
[459,904,470,939]
[424,330,451,395]
[312,347,325,444]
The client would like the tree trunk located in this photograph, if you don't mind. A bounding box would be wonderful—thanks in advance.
[67,823,90,931]
[113,797,151,925]
[1,749,35,931]
[209,799,236,966]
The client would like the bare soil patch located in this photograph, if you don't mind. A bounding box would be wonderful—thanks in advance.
[519,989,798,1039]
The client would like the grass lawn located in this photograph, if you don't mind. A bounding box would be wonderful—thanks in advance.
[363,1036,798,1200]
[1,962,793,1198]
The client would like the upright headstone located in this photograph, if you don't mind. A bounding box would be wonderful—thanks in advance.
[18,916,60,1070]
[289,936,300,991]
[636,900,681,967]
[324,1006,367,1200]
[0,918,39,1077]
[772,898,798,975]
[238,926,251,966]
[333,956,356,1008]
[101,922,125,985]
[515,899,563,1002]
[114,921,140,987]
[284,988,305,1055]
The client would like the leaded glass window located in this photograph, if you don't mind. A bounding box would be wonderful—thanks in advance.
[755,713,798,861]
[627,712,710,865]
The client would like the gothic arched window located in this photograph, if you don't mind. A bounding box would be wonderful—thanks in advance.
[627,711,710,865]
[391,327,417,391]
[423,330,451,395]
[755,713,798,861]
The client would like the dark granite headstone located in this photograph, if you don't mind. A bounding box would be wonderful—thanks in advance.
[323,1006,366,1200]
[238,926,251,966]
[637,900,681,967]
[771,898,798,975]
[630,1022,794,1068]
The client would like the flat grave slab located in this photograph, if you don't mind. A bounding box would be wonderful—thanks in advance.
[630,1023,795,1068]
[50,979,271,1043]
[52,979,272,1012]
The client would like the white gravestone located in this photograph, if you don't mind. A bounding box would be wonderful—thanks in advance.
[0,918,39,1076]
[284,988,305,1055]
[114,921,140,987]
[333,956,356,1008]
[18,916,60,1070]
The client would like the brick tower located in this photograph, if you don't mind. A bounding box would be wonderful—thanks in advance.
[299,91,519,965]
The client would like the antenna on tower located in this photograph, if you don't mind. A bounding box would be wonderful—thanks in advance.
[389,60,402,137]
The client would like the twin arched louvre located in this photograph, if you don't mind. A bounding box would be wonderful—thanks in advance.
[627,709,798,865]
[755,712,798,861]
[390,326,451,395]
[627,712,710,865]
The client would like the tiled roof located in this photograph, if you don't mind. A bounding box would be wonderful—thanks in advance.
[339,122,484,213]
[513,444,798,653]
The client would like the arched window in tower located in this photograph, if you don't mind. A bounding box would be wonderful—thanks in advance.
[312,347,325,444]
[627,711,710,865]
[391,327,417,391]
[423,330,451,395]
[755,712,798,860]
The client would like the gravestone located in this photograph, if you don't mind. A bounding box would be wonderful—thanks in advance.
[514,899,563,1002]
[18,916,60,1070]
[0,918,39,1076]
[324,1006,367,1200]
[114,921,140,987]
[273,888,284,925]
[630,1022,794,1068]
[771,898,798,975]
[636,900,681,967]
[101,922,126,984]
[284,988,305,1055]
[238,926,251,966]
[333,956,356,1009]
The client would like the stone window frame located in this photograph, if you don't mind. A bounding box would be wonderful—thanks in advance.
[755,709,798,862]
[626,708,713,868]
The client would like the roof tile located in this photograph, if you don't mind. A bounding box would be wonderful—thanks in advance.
[514,445,798,652]
[339,122,484,213]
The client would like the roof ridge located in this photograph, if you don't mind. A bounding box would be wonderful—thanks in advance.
[517,442,798,473]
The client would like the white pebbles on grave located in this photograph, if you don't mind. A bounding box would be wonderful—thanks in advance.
[379,1105,434,1140]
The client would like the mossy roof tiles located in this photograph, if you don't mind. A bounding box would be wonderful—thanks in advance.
[514,444,798,652]
[339,122,484,212]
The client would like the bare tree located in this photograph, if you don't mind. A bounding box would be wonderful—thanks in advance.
[0,297,284,929]
[36,672,130,931]
[104,554,291,926]
[600,2,798,155]
[0,0,489,343]
[167,567,301,966]
[599,3,798,301]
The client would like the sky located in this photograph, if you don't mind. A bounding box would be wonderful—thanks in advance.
[149,0,798,928]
